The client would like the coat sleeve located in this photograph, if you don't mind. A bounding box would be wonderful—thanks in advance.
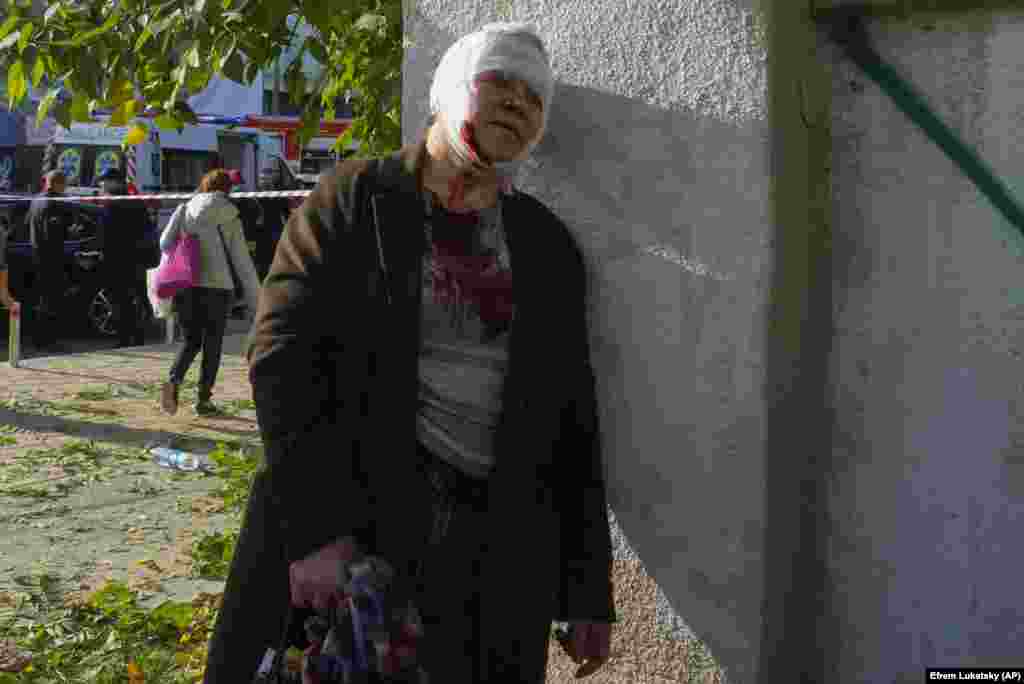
[246,166,377,564]
[158,204,185,253]
[554,235,617,624]
[225,216,261,312]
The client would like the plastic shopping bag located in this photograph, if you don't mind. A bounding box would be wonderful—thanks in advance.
[146,257,175,319]
[154,231,200,299]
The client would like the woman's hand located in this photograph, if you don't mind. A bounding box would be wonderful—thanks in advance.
[568,621,612,678]
[288,536,359,614]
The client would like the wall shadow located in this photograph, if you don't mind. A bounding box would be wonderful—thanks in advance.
[0,407,260,454]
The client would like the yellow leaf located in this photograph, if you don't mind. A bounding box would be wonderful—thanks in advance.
[125,123,148,146]
[127,660,145,683]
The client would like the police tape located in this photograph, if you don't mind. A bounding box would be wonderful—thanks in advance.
[0,189,314,203]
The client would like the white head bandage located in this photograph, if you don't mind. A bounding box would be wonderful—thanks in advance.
[429,23,554,175]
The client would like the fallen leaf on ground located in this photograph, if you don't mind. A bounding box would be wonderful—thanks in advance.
[0,639,32,673]
[137,559,163,573]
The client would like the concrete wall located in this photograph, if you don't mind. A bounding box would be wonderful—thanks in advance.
[404,1,791,681]
[822,7,1024,682]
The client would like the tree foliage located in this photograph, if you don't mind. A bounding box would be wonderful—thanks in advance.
[0,0,403,156]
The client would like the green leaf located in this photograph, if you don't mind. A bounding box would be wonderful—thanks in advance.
[51,96,72,129]
[186,66,212,94]
[301,0,331,36]
[6,60,27,108]
[297,104,319,148]
[31,54,45,87]
[0,29,21,51]
[154,111,182,132]
[70,95,92,122]
[287,63,306,104]
[134,26,152,52]
[354,13,386,33]
[35,88,59,127]
[43,3,61,24]
[108,78,135,106]
[220,49,245,83]
[149,600,194,630]
[108,100,131,126]
[243,57,262,85]
[17,20,31,53]
[71,8,122,46]
[186,44,201,68]
[0,15,18,42]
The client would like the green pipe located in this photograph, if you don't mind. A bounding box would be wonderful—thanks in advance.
[825,11,1024,241]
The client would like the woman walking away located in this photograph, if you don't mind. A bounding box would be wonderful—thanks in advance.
[159,169,260,416]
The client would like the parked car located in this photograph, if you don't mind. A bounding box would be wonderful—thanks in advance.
[0,197,159,338]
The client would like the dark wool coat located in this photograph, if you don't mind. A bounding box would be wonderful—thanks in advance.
[203,143,615,683]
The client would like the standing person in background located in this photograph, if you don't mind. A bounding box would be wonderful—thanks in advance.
[158,169,260,417]
[0,215,20,317]
[254,166,292,281]
[96,166,154,348]
[26,170,76,351]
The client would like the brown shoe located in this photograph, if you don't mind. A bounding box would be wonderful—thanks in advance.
[160,382,179,415]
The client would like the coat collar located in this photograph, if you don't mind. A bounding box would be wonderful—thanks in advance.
[371,141,531,252]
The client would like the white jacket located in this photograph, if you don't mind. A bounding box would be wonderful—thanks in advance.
[159,192,260,313]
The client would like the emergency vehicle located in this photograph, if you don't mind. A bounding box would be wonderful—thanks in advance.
[49,119,162,196]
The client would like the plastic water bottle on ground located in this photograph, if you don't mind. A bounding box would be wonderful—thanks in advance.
[150,446,212,472]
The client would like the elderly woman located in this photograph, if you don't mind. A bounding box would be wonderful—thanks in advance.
[204,23,615,682]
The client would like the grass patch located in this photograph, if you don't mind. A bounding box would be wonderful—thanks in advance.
[73,385,121,402]
[4,394,83,418]
[219,398,257,416]
[0,573,219,683]
[0,441,259,681]
[0,440,146,500]
[206,442,262,514]
[0,435,16,446]
[189,530,239,581]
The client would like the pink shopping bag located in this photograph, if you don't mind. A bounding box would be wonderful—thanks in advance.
[154,231,200,299]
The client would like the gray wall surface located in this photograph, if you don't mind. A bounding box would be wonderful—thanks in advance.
[822,8,1024,682]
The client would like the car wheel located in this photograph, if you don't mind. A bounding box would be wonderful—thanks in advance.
[87,288,118,337]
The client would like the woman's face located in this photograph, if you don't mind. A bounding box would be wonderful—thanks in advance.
[470,70,544,163]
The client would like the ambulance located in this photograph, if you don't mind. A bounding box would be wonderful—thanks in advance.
[49,119,162,196]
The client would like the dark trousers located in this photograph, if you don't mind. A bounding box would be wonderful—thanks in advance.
[30,264,65,347]
[168,287,232,398]
[109,267,146,346]
[412,444,493,682]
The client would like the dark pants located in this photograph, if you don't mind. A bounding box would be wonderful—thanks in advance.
[412,444,493,682]
[168,287,232,399]
[109,266,146,347]
[30,263,65,348]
